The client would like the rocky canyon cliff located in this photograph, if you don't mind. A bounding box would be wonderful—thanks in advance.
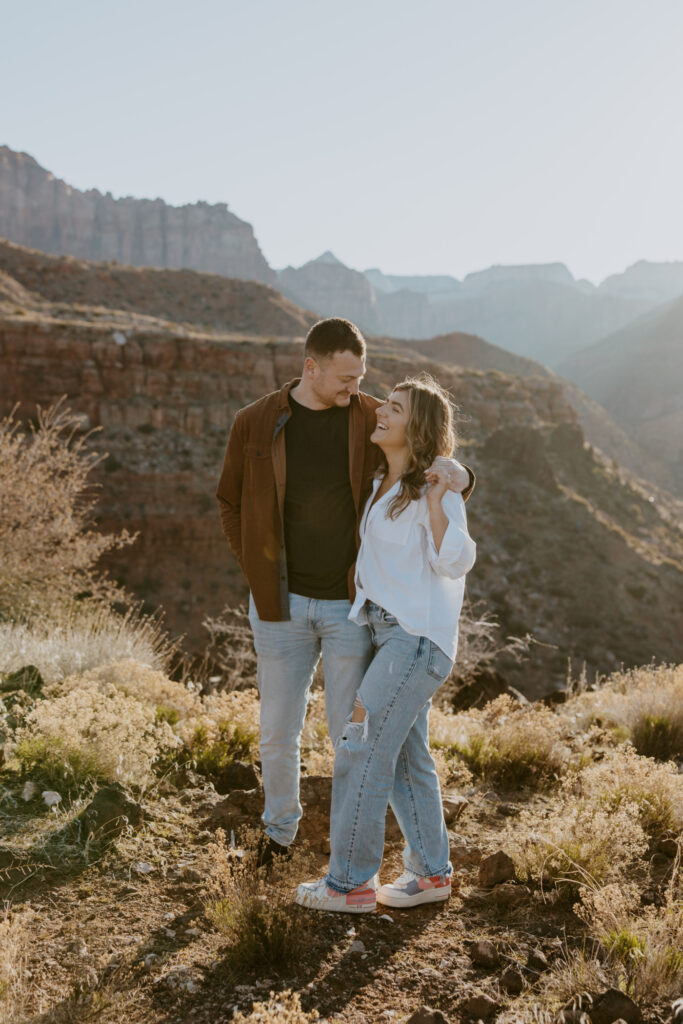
[1,242,682,699]
[0,147,274,285]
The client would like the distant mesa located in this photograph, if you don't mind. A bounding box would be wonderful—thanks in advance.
[462,262,576,288]
[0,145,274,286]
[279,251,683,369]
[277,251,380,334]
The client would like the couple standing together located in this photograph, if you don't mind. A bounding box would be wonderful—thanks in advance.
[217,317,476,913]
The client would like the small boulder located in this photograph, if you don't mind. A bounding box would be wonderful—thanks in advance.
[500,966,525,994]
[590,989,641,1024]
[478,850,516,887]
[451,841,482,867]
[214,760,260,794]
[406,1008,451,1024]
[442,794,469,825]
[486,882,530,907]
[468,939,500,969]
[526,947,550,974]
[75,785,143,839]
[460,993,497,1020]
[496,802,520,817]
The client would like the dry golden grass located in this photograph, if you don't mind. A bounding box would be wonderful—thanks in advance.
[574,747,683,837]
[57,657,201,718]
[0,604,171,687]
[431,695,570,791]
[0,909,34,1024]
[566,662,683,761]
[506,796,648,898]
[542,858,683,1003]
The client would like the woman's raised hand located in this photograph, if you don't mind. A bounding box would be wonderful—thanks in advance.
[425,456,468,500]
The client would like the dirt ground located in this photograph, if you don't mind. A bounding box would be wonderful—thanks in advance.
[1,766,677,1024]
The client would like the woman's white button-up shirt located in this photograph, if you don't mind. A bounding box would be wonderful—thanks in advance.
[349,477,476,661]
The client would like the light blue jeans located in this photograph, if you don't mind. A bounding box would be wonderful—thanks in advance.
[326,602,454,893]
[248,592,374,846]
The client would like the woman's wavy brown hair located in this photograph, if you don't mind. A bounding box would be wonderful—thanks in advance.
[382,373,458,520]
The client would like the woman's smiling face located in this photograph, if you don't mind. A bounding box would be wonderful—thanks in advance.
[370,389,410,451]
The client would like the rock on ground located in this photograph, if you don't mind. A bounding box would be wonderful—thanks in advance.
[478,850,516,887]
[590,989,642,1024]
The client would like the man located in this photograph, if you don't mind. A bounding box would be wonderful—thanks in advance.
[216,318,473,863]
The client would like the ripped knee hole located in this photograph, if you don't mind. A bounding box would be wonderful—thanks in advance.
[351,696,367,723]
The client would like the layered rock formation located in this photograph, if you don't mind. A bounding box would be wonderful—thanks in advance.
[2,244,682,697]
[0,146,274,284]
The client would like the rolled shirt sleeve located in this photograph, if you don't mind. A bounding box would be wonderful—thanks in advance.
[423,491,476,579]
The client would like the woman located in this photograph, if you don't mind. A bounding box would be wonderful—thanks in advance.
[296,374,476,913]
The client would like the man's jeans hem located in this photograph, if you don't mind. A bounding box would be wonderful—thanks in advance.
[264,825,295,847]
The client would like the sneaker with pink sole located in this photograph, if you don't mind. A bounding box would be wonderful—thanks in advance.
[296,875,378,913]
[377,869,451,908]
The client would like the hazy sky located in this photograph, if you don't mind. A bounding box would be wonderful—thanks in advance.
[3,0,683,283]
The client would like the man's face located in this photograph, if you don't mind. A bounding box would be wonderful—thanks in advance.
[308,350,366,408]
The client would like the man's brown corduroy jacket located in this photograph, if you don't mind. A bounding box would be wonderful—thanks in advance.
[216,379,474,622]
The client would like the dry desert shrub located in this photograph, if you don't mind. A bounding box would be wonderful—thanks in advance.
[45,660,261,780]
[175,688,261,773]
[14,679,179,790]
[231,989,319,1022]
[56,657,201,719]
[0,400,134,620]
[433,695,570,791]
[565,860,683,1001]
[566,663,683,761]
[205,827,315,973]
[203,604,258,690]
[574,747,683,837]
[507,796,648,898]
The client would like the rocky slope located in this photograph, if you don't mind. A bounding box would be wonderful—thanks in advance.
[0,146,274,284]
[559,295,683,495]
[2,250,682,697]
[0,238,311,337]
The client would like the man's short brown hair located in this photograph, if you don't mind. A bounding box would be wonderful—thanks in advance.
[304,318,366,361]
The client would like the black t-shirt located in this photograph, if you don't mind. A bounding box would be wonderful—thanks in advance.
[284,394,357,599]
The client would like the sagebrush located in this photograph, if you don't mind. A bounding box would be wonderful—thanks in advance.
[205,828,315,973]
[0,401,134,620]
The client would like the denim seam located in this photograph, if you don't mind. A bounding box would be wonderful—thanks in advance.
[333,635,424,888]
[402,744,431,874]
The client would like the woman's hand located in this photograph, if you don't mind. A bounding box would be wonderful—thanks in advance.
[425,456,467,503]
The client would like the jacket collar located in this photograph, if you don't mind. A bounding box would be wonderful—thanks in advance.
[278,379,363,413]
